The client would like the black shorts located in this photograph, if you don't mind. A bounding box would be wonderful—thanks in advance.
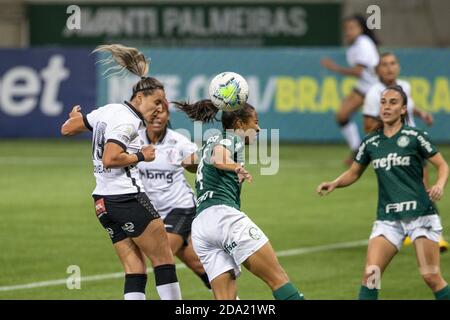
[163,207,196,246]
[93,193,160,243]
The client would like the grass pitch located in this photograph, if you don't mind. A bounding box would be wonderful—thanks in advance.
[0,140,449,300]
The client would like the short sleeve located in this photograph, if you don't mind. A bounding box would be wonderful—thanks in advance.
[362,87,381,118]
[179,139,198,160]
[417,131,438,159]
[105,123,138,151]
[83,108,102,131]
[354,140,371,165]
[213,134,244,163]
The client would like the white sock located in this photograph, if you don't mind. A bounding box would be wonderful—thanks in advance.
[156,282,182,300]
[124,292,146,300]
[340,121,361,151]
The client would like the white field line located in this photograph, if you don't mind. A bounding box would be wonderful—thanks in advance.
[0,239,368,292]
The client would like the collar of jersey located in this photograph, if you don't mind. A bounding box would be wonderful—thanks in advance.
[381,123,405,140]
[146,128,168,145]
[123,101,146,126]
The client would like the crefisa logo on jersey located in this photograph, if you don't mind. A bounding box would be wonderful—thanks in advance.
[397,135,410,148]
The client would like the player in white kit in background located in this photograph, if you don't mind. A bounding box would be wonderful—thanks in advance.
[137,101,211,290]
[362,52,449,252]
[60,44,182,300]
[321,14,380,165]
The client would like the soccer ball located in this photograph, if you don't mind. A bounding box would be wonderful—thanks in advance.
[209,72,249,111]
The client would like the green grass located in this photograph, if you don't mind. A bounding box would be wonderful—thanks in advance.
[0,140,449,300]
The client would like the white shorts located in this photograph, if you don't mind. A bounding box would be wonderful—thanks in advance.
[191,205,269,282]
[370,215,443,251]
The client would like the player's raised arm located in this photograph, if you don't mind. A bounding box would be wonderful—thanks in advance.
[212,144,252,183]
[317,161,367,196]
[61,105,90,136]
[102,143,155,169]
[181,152,198,173]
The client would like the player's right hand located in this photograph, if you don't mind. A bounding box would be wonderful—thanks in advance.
[316,181,337,196]
[141,145,156,162]
[69,105,82,118]
[235,166,253,183]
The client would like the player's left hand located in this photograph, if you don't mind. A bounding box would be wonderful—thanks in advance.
[428,184,444,201]
[235,166,252,183]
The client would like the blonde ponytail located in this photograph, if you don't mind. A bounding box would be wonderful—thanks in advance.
[93,44,149,78]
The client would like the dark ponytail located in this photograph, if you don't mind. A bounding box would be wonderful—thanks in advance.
[345,14,380,46]
[173,99,220,123]
[175,100,256,130]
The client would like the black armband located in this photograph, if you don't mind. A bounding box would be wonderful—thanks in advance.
[135,151,145,162]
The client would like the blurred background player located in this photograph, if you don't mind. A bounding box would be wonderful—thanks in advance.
[60,44,182,300]
[175,100,305,300]
[137,100,211,290]
[362,52,449,252]
[321,14,380,165]
[317,86,450,300]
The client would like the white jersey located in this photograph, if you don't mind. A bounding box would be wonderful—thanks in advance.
[137,128,198,218]
[346,34,379,95]
[83,102,146,195]
[362,79,416,127]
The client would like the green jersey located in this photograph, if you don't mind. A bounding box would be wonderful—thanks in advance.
[195,131,245,216]
[355,125,438,221]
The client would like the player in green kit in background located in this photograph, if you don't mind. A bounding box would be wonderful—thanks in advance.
[175,99,305,300]
[317,85,450,300]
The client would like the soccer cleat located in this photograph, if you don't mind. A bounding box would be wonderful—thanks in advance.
[403,236,412,246]
[439,237,449,253]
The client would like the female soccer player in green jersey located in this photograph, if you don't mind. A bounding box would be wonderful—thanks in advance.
[175,100,305,300]
[317,85,450,300]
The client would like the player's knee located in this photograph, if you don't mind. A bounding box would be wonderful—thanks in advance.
[123,259,147,274]
[422,273,444,291]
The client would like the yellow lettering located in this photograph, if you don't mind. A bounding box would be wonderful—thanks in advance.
[431,77,450,112]
[298,77,318,112]
[319,77,339,112]
[409,77,430,111]
[275,77,296,112]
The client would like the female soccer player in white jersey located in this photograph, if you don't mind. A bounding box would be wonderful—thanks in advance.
[317,86,450,300]
[363,52,433,133]
[61,44,181,300]
[137,101,211,290]
[175,100,305,300]
[363,52,448,252]
[321,14,379,165]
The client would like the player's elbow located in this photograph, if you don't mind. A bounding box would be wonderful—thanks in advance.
[102,155,115,169]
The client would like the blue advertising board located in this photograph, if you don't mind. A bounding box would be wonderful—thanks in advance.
[0,48,95,137]
[1,47,449,142]
[96,48,450,142]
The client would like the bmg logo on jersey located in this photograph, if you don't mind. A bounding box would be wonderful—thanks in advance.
[140,170,173,183]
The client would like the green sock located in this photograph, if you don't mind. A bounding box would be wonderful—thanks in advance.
[358,285,379,300]
[434,285,450,300]
[273,282,305,300]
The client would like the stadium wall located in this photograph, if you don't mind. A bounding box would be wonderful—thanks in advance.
[1,47,449,142]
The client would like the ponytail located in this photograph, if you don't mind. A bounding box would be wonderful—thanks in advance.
[173,99,220,123]
[93,44,164,100]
